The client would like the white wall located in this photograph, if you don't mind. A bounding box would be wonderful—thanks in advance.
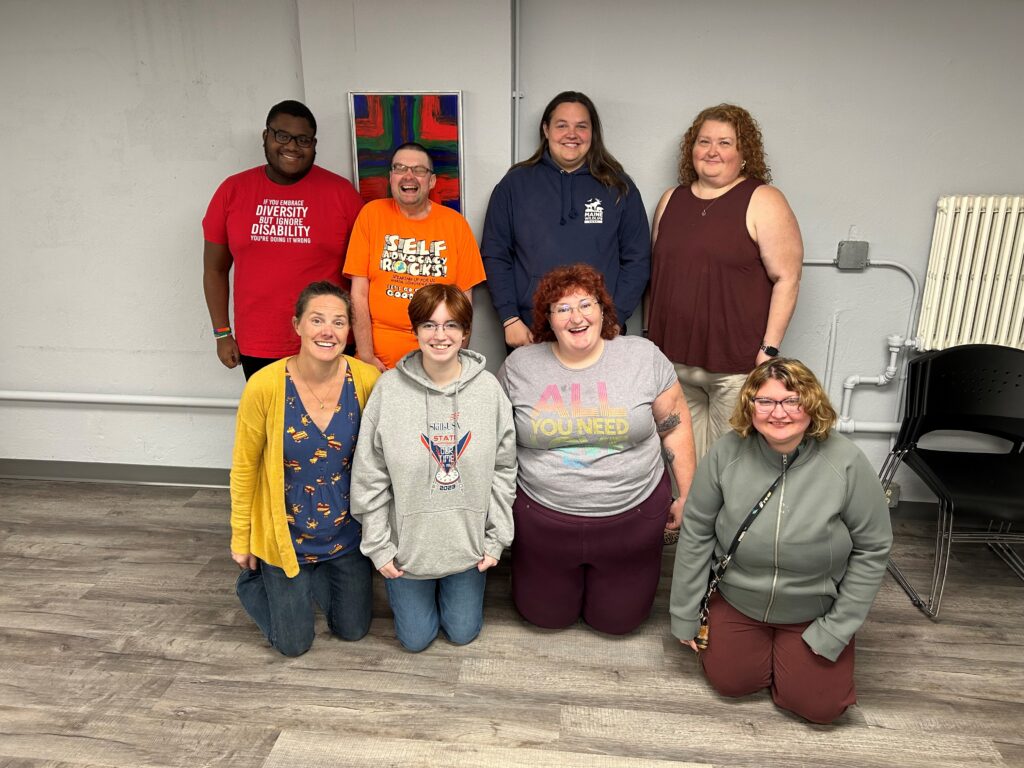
[1,0,1022,492]
[0,0,511,469]
[517,0,1024,481]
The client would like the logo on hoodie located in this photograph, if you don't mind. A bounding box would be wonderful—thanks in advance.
[421,431,472,487]
[584,198,604,224]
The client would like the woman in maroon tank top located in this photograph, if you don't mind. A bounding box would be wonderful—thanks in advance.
[645,104,803,459]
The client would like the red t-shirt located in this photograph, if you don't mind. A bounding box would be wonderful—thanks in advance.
[343,199,485,368]
[203,165,364,358]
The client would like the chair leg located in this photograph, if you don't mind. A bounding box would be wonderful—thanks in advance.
[987,522,1024,581]
[929,503,955,616]
[887,502,955,619]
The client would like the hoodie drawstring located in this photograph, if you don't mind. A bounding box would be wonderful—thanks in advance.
[559,170,578,225]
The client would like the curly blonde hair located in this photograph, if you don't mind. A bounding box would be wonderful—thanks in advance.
[677,104,771,186]
[730,358,836,441]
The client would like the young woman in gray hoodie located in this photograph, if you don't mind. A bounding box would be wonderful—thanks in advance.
[351,284,517,652]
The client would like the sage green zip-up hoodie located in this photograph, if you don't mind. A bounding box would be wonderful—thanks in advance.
[669,430,892,662]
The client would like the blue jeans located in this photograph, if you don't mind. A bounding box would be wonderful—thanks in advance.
[235,551,373,656]
[384,566,487,652]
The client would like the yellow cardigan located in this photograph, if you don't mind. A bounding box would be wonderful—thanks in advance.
[230,356,381,577]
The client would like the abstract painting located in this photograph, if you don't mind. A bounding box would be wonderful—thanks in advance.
[348,91,464,213]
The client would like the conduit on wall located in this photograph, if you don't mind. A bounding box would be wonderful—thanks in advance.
[0,390,238,410]
[804,259,921,436]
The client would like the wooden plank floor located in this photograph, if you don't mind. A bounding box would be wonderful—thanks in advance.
[0,479,1022,768]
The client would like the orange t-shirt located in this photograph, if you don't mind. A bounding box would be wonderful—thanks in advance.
[343,199,486,368]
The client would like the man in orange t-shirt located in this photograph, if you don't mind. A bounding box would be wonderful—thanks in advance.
[344,143,485,370]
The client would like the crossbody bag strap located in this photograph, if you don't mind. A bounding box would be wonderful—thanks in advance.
[694,447,799,649]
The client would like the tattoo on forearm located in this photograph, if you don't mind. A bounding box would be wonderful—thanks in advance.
[657,412,681,434]
[663,447,676,464]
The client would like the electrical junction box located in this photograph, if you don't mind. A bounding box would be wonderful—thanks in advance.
[884,481,901,509]
[836,240,869,270]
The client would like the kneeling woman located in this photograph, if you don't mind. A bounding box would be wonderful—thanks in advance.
[499,264,696,634]
[669,358,892,723]
[230,281,381,656]
[352,284,516,652]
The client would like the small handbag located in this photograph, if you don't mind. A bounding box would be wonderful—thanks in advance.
[694,448,799,651]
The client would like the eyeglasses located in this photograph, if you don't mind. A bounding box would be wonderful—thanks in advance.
[550,298,599,318]
[266,127,315,149]
[418,321,463,334]
[753,397,803,414]
[391,163,434,178]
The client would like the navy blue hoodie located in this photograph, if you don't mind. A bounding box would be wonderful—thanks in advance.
[481,152,651,327]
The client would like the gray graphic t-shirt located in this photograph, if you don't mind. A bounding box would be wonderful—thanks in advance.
[498,335,676,516]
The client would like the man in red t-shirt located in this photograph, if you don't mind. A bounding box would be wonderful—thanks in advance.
[202,100,364,379]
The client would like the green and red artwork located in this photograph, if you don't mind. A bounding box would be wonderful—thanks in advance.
[349,92,463,213]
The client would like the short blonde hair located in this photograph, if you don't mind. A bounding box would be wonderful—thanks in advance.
[730,358,836,441]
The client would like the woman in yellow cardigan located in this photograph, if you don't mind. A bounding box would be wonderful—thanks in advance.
[230,281,381,656]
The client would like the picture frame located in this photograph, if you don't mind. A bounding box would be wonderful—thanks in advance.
[348,91,465,213]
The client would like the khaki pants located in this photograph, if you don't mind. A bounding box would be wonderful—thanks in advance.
[673,363,746,460]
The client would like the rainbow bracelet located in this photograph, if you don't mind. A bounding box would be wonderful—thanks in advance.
[213,325,232,339]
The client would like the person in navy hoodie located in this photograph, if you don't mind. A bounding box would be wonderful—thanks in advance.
[481,91,650,348]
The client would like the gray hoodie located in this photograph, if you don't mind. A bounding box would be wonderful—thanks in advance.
[351,349,517,579]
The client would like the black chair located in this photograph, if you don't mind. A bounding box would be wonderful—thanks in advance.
[880,344,1024,618]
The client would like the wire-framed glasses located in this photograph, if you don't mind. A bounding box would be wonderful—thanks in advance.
[753,397,803,414]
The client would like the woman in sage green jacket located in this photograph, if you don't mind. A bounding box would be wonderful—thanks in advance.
[669,358,891,723]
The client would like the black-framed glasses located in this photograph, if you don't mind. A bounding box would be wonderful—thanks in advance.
[550,298,599,318]
[753,397,803,414]
[391,163,433,178]
[266,127,316,149]
[418,321,463,334]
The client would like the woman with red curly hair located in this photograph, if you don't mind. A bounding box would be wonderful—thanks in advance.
[645,104,803,460]
[498,264,696,634]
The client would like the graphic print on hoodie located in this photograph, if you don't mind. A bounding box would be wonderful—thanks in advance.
[422,423,472,488]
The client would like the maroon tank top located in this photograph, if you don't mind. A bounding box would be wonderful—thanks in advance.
[648,178,771,374]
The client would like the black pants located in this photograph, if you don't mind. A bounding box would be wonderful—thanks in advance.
[239,355,278,380]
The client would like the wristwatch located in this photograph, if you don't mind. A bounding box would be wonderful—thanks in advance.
[760,343,780,357]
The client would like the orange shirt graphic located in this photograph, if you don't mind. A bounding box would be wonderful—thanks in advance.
[343,199,485,368]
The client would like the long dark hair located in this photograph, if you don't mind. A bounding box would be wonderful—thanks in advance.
[515,91,629,199]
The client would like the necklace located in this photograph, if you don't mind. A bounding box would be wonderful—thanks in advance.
[701,196,721,217]
[293,359,340,409]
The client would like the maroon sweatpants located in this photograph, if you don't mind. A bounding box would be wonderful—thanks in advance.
[510,473,671,635]
[700,592,857,724]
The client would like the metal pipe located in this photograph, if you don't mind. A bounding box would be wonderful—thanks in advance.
[823,310,839,396]
[835,420,902,434]
[839,337,902,422]
[0,390,238,410]
[805,258,922,437]
[510,0,522,165]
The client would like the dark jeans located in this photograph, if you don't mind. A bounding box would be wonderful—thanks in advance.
[235,551,373,656]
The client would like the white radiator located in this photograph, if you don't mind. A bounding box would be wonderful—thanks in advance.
[916,195,1024,351]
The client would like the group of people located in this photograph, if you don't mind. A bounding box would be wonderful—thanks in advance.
[212,95,892,725]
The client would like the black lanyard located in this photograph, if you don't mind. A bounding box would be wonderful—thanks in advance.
[695,447,799,649]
